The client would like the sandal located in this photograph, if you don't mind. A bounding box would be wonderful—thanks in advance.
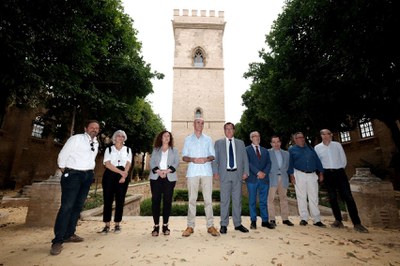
[152,225,159,237]
[162,224,170,235]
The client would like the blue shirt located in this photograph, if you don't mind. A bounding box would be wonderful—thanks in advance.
[288,145,324,175]
[182,133,215,177]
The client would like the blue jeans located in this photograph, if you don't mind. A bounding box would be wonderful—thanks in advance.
[247,179,269,222]
[52,169,93,244]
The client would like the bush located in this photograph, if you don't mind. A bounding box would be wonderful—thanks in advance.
[83,192,103,211]
[173,189,220,201]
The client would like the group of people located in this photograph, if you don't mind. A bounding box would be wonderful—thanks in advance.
[50,119,368,256]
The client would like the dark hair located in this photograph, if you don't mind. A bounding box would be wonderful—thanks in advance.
[224,122,235,130]
[85,120,100,128]
[153,130,174,148]
[271,135,281,141]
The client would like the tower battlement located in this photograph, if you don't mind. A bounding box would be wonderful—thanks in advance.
[173,9,224,18]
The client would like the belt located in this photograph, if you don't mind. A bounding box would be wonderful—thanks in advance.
[325,168,342,172]
[226,168,237,172]
[65,168,93,173]
[297,169,314,174]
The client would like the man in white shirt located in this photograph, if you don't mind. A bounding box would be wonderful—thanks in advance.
[181,118,219,237]
[50,120,100,255]
[315,129,368,233]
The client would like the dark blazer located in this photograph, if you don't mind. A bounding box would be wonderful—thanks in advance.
[245,145,271,184]
[213,138,249,178]
[149,147,179,182]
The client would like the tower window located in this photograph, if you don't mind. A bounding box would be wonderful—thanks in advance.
[195,108,203,119]
[194,49,204,67]
[359,120,374,138]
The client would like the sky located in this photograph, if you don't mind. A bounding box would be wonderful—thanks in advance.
[122,0,286,130]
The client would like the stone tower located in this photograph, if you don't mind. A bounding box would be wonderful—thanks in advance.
[171,9,226,156]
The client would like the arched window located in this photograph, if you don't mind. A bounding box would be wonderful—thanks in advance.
[32,116,44,138]
[195,108,203,119]
[193,48,205,67]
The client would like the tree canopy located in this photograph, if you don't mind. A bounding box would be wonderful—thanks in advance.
[241,0,400,150]
[1,0,164,152]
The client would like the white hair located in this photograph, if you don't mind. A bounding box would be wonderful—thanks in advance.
[112,130,127,144]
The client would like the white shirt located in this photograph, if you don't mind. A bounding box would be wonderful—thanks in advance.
[225,137,237,169]
[182,133,215,177]
[58,133,99,170]
[103,145,132,167]
[251,144,261,156]
[315,141,347,169]
[159,149,169,170]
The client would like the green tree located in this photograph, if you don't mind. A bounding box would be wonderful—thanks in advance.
[1,0,164,149]
[243,0,400,150]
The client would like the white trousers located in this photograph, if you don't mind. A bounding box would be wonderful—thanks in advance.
[186,175,214,228]
[294,170,321,223]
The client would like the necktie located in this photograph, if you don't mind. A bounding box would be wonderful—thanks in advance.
[256,146,261,160]
[229,139,234,168]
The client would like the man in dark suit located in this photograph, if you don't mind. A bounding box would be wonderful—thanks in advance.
[213,122,250,234]
[245,131,274,229]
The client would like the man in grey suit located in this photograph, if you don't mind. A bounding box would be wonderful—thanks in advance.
[213,122,250,234]
[267,135,294,227]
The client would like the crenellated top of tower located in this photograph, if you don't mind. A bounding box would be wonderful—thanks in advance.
[172,9,225,31]
[173,9,224,18]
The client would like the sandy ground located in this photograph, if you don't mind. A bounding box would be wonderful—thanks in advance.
[1,207,400,266]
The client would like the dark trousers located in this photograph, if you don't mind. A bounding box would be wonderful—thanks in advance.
[102,167,129,223]
[324,168,361,225]
[52,169,93,244]
[150,178,176,225]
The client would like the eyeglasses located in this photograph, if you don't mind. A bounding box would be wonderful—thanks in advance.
[90,142,95,151]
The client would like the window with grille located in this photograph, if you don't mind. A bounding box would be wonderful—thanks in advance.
[359,121,374,138]
[340,131,351,143]
[32,116,44,138]
[194,48,204,67]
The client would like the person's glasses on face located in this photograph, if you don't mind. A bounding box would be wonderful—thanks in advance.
[90,142,95,151]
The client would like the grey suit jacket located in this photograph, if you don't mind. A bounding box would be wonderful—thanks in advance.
[213,138,249,178]
[268,148,290,188]
[149,147,179,182]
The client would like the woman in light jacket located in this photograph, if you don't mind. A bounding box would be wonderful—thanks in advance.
[149,130,179,236]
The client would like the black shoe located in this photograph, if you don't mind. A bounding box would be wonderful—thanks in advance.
[261,221,275,229]
[100,226,110,234]
[354,224,369,233]
[282,220,294,226]
[220,226,227,234]
[299,220,308,226]
[313,221,327,228]
[270,220,277,227]
[152,225,160,237]
[234,224,249,233]
[162,224,170,235]
[250,221,257,229]
[114,225,121,234]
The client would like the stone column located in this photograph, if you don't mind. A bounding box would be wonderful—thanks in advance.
[350,168,400,228]
[25,170,62,227]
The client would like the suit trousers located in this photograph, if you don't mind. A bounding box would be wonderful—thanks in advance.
[220,171,243,227]
[150,177,176,225]
[294,170,321,223]
[186,175,214,228]
[267,175,290,221]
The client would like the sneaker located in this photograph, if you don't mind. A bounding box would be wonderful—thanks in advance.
[270,220,277,227]
[207,226,220,236]
[299,220,308,226]
[282,220,294,226]
[100,226,110,234]
[313,221,327,228]
[354,224,369,233]
[50,243,62,255]
[331,220,344,229]
[182,227,194,237]
[114,225,121,234]
[64,234,84,243]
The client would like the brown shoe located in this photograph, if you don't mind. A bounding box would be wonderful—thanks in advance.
[50,243,63,255]
[207,226,220,237]
[182,227,194,237]
[64,234,84,243]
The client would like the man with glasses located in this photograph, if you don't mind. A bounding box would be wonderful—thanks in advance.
[50,120,100,255]
[288,132,326,228]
